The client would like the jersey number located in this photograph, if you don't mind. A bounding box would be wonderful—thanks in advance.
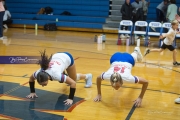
[114,66,125,73]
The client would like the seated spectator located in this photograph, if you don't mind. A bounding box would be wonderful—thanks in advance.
[3,5,12,29]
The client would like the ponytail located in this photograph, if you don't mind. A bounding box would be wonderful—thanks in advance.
[37,49,52,70]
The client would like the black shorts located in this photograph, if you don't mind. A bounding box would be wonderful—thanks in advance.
[161,42,175,51]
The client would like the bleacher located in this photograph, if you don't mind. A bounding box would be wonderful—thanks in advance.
[147,0,180,23]
[6,0,109,29]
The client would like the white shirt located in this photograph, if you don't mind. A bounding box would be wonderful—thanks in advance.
[101,62,139,84]
[3,10,11,21]
[33,53,72,83]
[163,28,177,45]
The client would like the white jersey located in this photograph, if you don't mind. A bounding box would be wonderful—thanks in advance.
[163,28,177,45]
[33,53,72,83]
[101,62,139,84]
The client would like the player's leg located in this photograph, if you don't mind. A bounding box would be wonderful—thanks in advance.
[66,64,92,88]
[172,49,180,65]
[144,42,166,56]
[131,47,143,62]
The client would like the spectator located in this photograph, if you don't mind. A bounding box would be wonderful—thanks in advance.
[142,0,149,21]
[166,0,177,22]
[156,0,169,23]
[120,0,133,37]
[131,0,143,38]
[0,0,5,40]
[3,6,12,29]
[131,0,143,23]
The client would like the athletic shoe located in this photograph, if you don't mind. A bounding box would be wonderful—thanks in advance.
[134,47,143,62]
[0,37,6,40]
[85,73,92,88]
[144,48,150,56]
[174,97,180,104]
[173,62,180,66]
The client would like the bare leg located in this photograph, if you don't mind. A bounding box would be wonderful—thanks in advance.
[150,48,164,52]
[144,48,164,56]
[66,64,86,81]
[66,64,77,81]
[173,49,177,62]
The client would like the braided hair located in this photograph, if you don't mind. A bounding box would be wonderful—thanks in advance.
[36,49,52,84]
[110,72,123,86]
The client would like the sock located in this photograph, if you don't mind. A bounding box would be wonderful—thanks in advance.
[76,74,80,81]
[131,52,137,61]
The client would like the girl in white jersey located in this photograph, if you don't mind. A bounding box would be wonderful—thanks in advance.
[94,47,148,107]
[144,20,180,65]
[26,50,92,105]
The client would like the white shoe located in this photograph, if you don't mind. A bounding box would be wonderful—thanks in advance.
[134,47,143,62]
[175,97,180,104]
[85,73,92,88]
[0,36,7,40]
[3,24,8,29]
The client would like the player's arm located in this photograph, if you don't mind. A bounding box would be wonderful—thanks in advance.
[134,77,148,107]
[64,76,76,105]
[26,74,38,98]
[94,75,102,102]
[160,31,173,39]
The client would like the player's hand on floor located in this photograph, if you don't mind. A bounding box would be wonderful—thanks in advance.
[26,93,38,98]
[64,99,73,105]
[133,97,142,107]
[94,95,101,102]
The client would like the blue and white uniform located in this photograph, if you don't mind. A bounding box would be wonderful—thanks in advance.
[101,52,139,84]
[33,52,74,83]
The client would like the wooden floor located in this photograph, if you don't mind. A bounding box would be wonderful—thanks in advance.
[0,28,180,120]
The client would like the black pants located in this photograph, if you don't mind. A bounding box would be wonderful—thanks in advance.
[156,8,166,22]
[3,19,13,24]
[0,11,5,37]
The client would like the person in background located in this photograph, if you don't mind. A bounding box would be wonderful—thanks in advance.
[131,0,144,39]
[120,0,133,38]
[3,5,12,29]
[151,0,169,31]
[156,0,169,23]
[166,0,177,22]
[142,0,149,22]
[0,0,4,40]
